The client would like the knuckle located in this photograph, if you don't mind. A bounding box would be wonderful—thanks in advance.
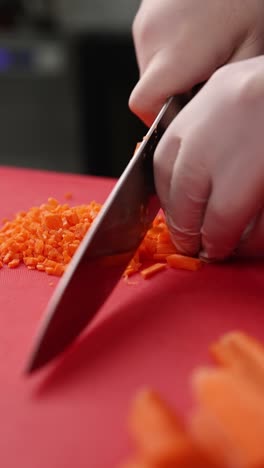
[235,70,261,105]
[210,61,262,109]
[132,12,154,49]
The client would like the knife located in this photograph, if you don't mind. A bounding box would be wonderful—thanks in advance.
[25,95,188,374]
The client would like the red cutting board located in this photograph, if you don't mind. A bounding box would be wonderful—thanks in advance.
[0,166,264,468]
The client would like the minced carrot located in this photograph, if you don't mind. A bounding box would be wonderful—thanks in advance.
[0,198,101,277]
[0,198,202,278]
[8,258,20,269]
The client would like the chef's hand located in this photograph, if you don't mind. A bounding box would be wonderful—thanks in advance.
[129,0,264,126]
[153,56,264,260]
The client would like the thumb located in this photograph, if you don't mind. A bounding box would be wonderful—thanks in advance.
[129,45,221,126]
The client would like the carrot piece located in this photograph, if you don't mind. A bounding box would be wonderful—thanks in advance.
[24,257,38,267]
[166,254,202,271]
[152,253,170,261]
[44,214,63,230]
[140,263,167,279]
[8,258,20,268]
[119,460,151,468]
[129,389,216,467]
[210,331,264,393]
[64,192,73,200]
[191,368,264,468]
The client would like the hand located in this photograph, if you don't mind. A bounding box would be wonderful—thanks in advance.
[129,0,264,126]
[153,57,264,260]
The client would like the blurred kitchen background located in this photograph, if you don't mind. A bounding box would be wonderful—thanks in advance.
[0,0,146,177]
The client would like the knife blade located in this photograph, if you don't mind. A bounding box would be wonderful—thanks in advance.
[25,95,186,374]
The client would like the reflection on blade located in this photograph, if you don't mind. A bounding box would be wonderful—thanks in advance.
[25,96,182,374]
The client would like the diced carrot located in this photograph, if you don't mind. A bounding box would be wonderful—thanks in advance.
[44,214,63,230]
[23,257,38,267]
[141,263,167,279]
[7,258,20,268]
[166,254,202,271]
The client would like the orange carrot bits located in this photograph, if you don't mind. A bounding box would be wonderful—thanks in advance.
[47,197,59,207]
[3,252,12,264]
[166,254,202,271]
[141,263,167,279]
[34,239,44,255]
[65,211,79,226]
[44,214,63,230]
[7,258,20,268]
[23,257,38,267]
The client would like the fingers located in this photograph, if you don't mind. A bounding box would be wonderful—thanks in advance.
[154,119,211,256]
[129,40,225,127]
[153,63,264,260]
[200,166,264,260]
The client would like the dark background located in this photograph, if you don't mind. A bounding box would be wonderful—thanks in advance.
[0,0,146,177]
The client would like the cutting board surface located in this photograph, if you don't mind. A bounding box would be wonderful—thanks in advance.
[0,166,264,468]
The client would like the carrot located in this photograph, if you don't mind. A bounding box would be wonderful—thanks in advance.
[8,258,20,268]
[140,263,167,279]
[128,389,217,467]
[119,460,152,468]
[210,331,264,393]
[120,332,264,468]
[0,198,101,277]
[0,196,202,279]
[191,368,264,468]
[166,254,202,271]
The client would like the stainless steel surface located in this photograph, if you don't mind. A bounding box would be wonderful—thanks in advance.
[25,96,183,374]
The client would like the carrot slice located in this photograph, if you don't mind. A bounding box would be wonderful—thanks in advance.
[166,254,202,271]
[210,331,264,394]
[191,368,264,468]
[140,263,167,279]
[129,389,217,467]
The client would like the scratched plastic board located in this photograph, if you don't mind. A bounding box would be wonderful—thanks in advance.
[0,166,263,468]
